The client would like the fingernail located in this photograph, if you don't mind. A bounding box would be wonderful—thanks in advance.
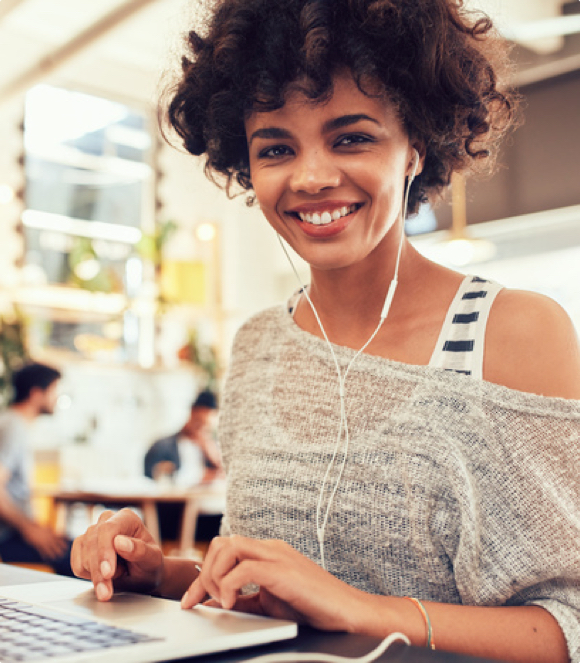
[100,560,111,577]
[180,590,190,609]
[115,535,133,553]
[96,583,109,601]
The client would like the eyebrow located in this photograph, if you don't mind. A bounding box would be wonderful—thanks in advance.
[247,127,292,146]
[323,114,380,132]
[247,113,380,146]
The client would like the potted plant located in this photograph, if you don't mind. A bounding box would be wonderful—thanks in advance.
[0,307,29,407]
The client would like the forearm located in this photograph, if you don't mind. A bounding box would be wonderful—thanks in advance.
[0,487,35,535]
[357,594,569,663]
[154,556,200,600]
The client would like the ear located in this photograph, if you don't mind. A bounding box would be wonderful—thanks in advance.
[407,143,425,178]
[28,386,44,408]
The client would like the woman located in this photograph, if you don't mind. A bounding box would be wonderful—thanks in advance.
[71,1,580,661]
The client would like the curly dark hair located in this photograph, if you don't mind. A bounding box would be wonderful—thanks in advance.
[162,0,518,214]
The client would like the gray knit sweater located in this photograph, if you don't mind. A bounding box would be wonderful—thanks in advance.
[219,303,580,661]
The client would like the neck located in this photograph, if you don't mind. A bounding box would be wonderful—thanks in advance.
[10,402,38,422]
[297,239,429,348]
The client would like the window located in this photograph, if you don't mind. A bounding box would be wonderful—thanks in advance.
[21,85,155,362]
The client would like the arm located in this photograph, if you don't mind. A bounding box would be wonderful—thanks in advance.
[144,440,163,479]
[485,289,580,399]
[0,464,67,558]
[365,595,568,663]
[70,508,199,601]
[182,536,570,663]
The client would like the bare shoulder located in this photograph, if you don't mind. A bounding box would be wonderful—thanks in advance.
[484,288,580,399]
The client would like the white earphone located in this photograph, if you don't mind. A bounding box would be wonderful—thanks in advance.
[278,147,420,571]
[380,148,419,318]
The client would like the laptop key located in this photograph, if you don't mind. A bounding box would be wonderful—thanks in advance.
[0,594,162,661]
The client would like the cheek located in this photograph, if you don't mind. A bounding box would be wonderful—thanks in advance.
[252,172,282,215]
[370,166,405,207]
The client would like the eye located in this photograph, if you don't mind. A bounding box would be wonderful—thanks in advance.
[334,133,374,148]
[257,144,294,159]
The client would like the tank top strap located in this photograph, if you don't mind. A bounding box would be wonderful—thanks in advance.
[429,275,503,380]
[287,287,306,316]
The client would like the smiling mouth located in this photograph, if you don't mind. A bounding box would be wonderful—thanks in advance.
[290,204,362,226]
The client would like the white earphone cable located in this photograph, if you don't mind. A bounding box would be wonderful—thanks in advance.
[278,151,419,572]
[242,631,411,663]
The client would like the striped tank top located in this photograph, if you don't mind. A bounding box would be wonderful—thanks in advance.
[428,275,503,379]
[288,275,503,381]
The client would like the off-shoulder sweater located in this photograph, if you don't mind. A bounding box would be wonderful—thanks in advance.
[218,299,580,661]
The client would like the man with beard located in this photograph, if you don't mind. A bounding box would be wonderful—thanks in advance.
[0,363,73,575]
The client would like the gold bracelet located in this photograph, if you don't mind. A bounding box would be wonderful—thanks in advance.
[403,596,436,650]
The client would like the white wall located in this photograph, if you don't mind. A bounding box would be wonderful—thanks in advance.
[30,361,199,483]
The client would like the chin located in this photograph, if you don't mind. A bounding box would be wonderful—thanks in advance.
[300,247,368,273]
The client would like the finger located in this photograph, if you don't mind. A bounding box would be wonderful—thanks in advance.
[53,539,68,557]
[181,577,209,609]
[77,534,94,578]
[199,536,225,575]
[200,593,265,616]
[218,560,281,611]
[202,535,278,599]
[49,543,65,559]
[205,550,247,604]
[228,593,267,616]
[112,535,159,574]
[71,536,90,579]
[89,510,117,600]
[96,509,146,579]
[42,540,64,560]
[198,537,229,601]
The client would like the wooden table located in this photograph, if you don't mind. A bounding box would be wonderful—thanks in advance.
[34,481,226,556]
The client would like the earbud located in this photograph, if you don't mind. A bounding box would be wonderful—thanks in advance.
[409,149,420,181]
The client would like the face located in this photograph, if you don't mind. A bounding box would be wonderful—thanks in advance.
[183,407,214,438]
[36,380,59,415]
[245,71,421,274]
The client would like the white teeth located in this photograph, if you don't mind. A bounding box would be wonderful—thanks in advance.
[297,204,359,225]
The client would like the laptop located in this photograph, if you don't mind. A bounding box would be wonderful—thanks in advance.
[0,566,297,662]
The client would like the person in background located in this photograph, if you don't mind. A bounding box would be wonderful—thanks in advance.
[0,363,73,575]
[144,389,222,544]
[144,389,222,485]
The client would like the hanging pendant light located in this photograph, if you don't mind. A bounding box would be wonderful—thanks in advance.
[426,173,497,267]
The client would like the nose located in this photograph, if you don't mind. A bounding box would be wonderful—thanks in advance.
[289,148,341,194]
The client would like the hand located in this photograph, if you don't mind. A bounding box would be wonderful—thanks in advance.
[22,522,68,559]
[201,437,223,471]
[181,535,367,632]
[152,461,177,481]
[70,508,164,602]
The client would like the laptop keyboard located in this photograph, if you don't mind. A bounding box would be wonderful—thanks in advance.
[0,597,161,662]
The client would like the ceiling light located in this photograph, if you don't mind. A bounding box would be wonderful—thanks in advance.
[425,236,497,267]
[422,173,497,267]
[22,209,142,244]
[73,258,101,281]
[196,222,216,242]
[0,184,15,205]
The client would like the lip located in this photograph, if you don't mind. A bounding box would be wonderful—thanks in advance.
[285,202,363,238]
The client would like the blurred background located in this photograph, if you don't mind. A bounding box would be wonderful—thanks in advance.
[0,0,578,524]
